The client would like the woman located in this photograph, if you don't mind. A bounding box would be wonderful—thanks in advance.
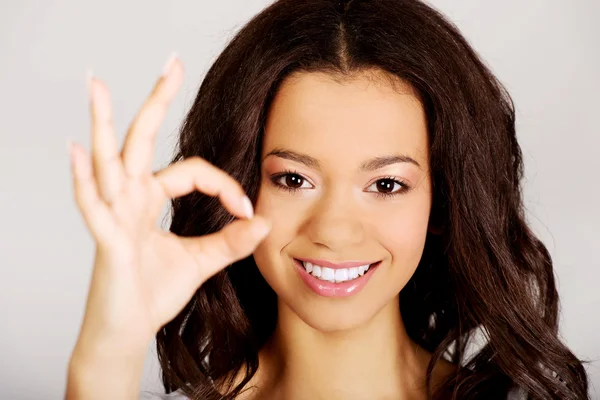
[65,0,590,399]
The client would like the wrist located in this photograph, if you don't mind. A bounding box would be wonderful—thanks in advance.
[75,320,154,357]
[66,334,150,399]
[67,358,142,400]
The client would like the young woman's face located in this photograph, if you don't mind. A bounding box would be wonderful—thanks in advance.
[253,70,432,331]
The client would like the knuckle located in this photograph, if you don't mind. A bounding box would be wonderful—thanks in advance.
[179,156,244,194]
[225,174,245,197]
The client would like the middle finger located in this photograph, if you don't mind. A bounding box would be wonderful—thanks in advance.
[121,53,184,178]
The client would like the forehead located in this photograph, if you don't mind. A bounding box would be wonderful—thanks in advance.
[262,70,429,168]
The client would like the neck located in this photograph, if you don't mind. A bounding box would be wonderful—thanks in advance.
[258,295,431,400]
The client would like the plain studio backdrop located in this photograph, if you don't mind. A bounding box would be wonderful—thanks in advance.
[0,0,598,398]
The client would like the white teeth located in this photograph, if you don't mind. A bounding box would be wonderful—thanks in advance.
[335,268,348,282]
[305,262,313,273]
[301,261,372,283]
[312,265,321,278]
[321,267,335,281]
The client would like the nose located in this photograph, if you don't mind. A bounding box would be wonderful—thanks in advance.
[303,188,366,251]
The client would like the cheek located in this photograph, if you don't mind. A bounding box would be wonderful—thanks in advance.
[254,183,304,242]
[252,183,303,279]
[373,195,431,274]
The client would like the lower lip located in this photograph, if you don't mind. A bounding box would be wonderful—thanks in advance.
[293,259,380,298]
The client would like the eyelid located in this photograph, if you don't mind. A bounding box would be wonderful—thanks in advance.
[365,175,408,188]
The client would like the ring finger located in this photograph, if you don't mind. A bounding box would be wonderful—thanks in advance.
[89,75,126,204]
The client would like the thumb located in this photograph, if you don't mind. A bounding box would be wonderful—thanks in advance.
[180,216,271,280]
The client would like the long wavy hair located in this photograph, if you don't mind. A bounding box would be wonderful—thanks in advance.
[155,0,590,398]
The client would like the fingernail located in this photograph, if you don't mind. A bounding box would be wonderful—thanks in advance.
[241,195,254,219]
[161,52,178,77]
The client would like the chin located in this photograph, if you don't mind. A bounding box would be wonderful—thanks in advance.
[255,255,405,333]
[285,297,392,332]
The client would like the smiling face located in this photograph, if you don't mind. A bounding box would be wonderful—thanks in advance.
[253,69,433,332]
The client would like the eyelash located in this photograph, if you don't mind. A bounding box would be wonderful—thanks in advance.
[269,169,411,199]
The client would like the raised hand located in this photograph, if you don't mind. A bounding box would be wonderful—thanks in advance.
[67,54,271,373]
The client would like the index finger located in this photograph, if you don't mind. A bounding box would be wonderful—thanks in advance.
[154,156,255,220]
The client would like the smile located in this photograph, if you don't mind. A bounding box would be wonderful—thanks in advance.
[293,258,381,297]
[299,260,373,283]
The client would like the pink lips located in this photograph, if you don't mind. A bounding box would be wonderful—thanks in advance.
[294,258,380,297]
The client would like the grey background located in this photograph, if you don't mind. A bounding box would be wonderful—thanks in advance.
[0,0,598,398]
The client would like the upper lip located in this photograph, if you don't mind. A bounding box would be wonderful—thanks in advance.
[295,257,378,269]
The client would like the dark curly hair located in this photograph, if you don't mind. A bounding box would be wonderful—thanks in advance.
[155,0,590,398]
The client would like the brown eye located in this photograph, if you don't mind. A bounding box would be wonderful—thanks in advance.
[366,177,410,198]
[270,171,312,193]
[284,174,304,189]
[376,178,396,194]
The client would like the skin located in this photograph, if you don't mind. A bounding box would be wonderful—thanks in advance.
[65,56,454,399]
[243,70,456,399]
[65,57,272,399]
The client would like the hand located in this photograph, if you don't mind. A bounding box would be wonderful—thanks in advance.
[68,54,271,355]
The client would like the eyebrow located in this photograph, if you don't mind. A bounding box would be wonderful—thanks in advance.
[263,148,422,171]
